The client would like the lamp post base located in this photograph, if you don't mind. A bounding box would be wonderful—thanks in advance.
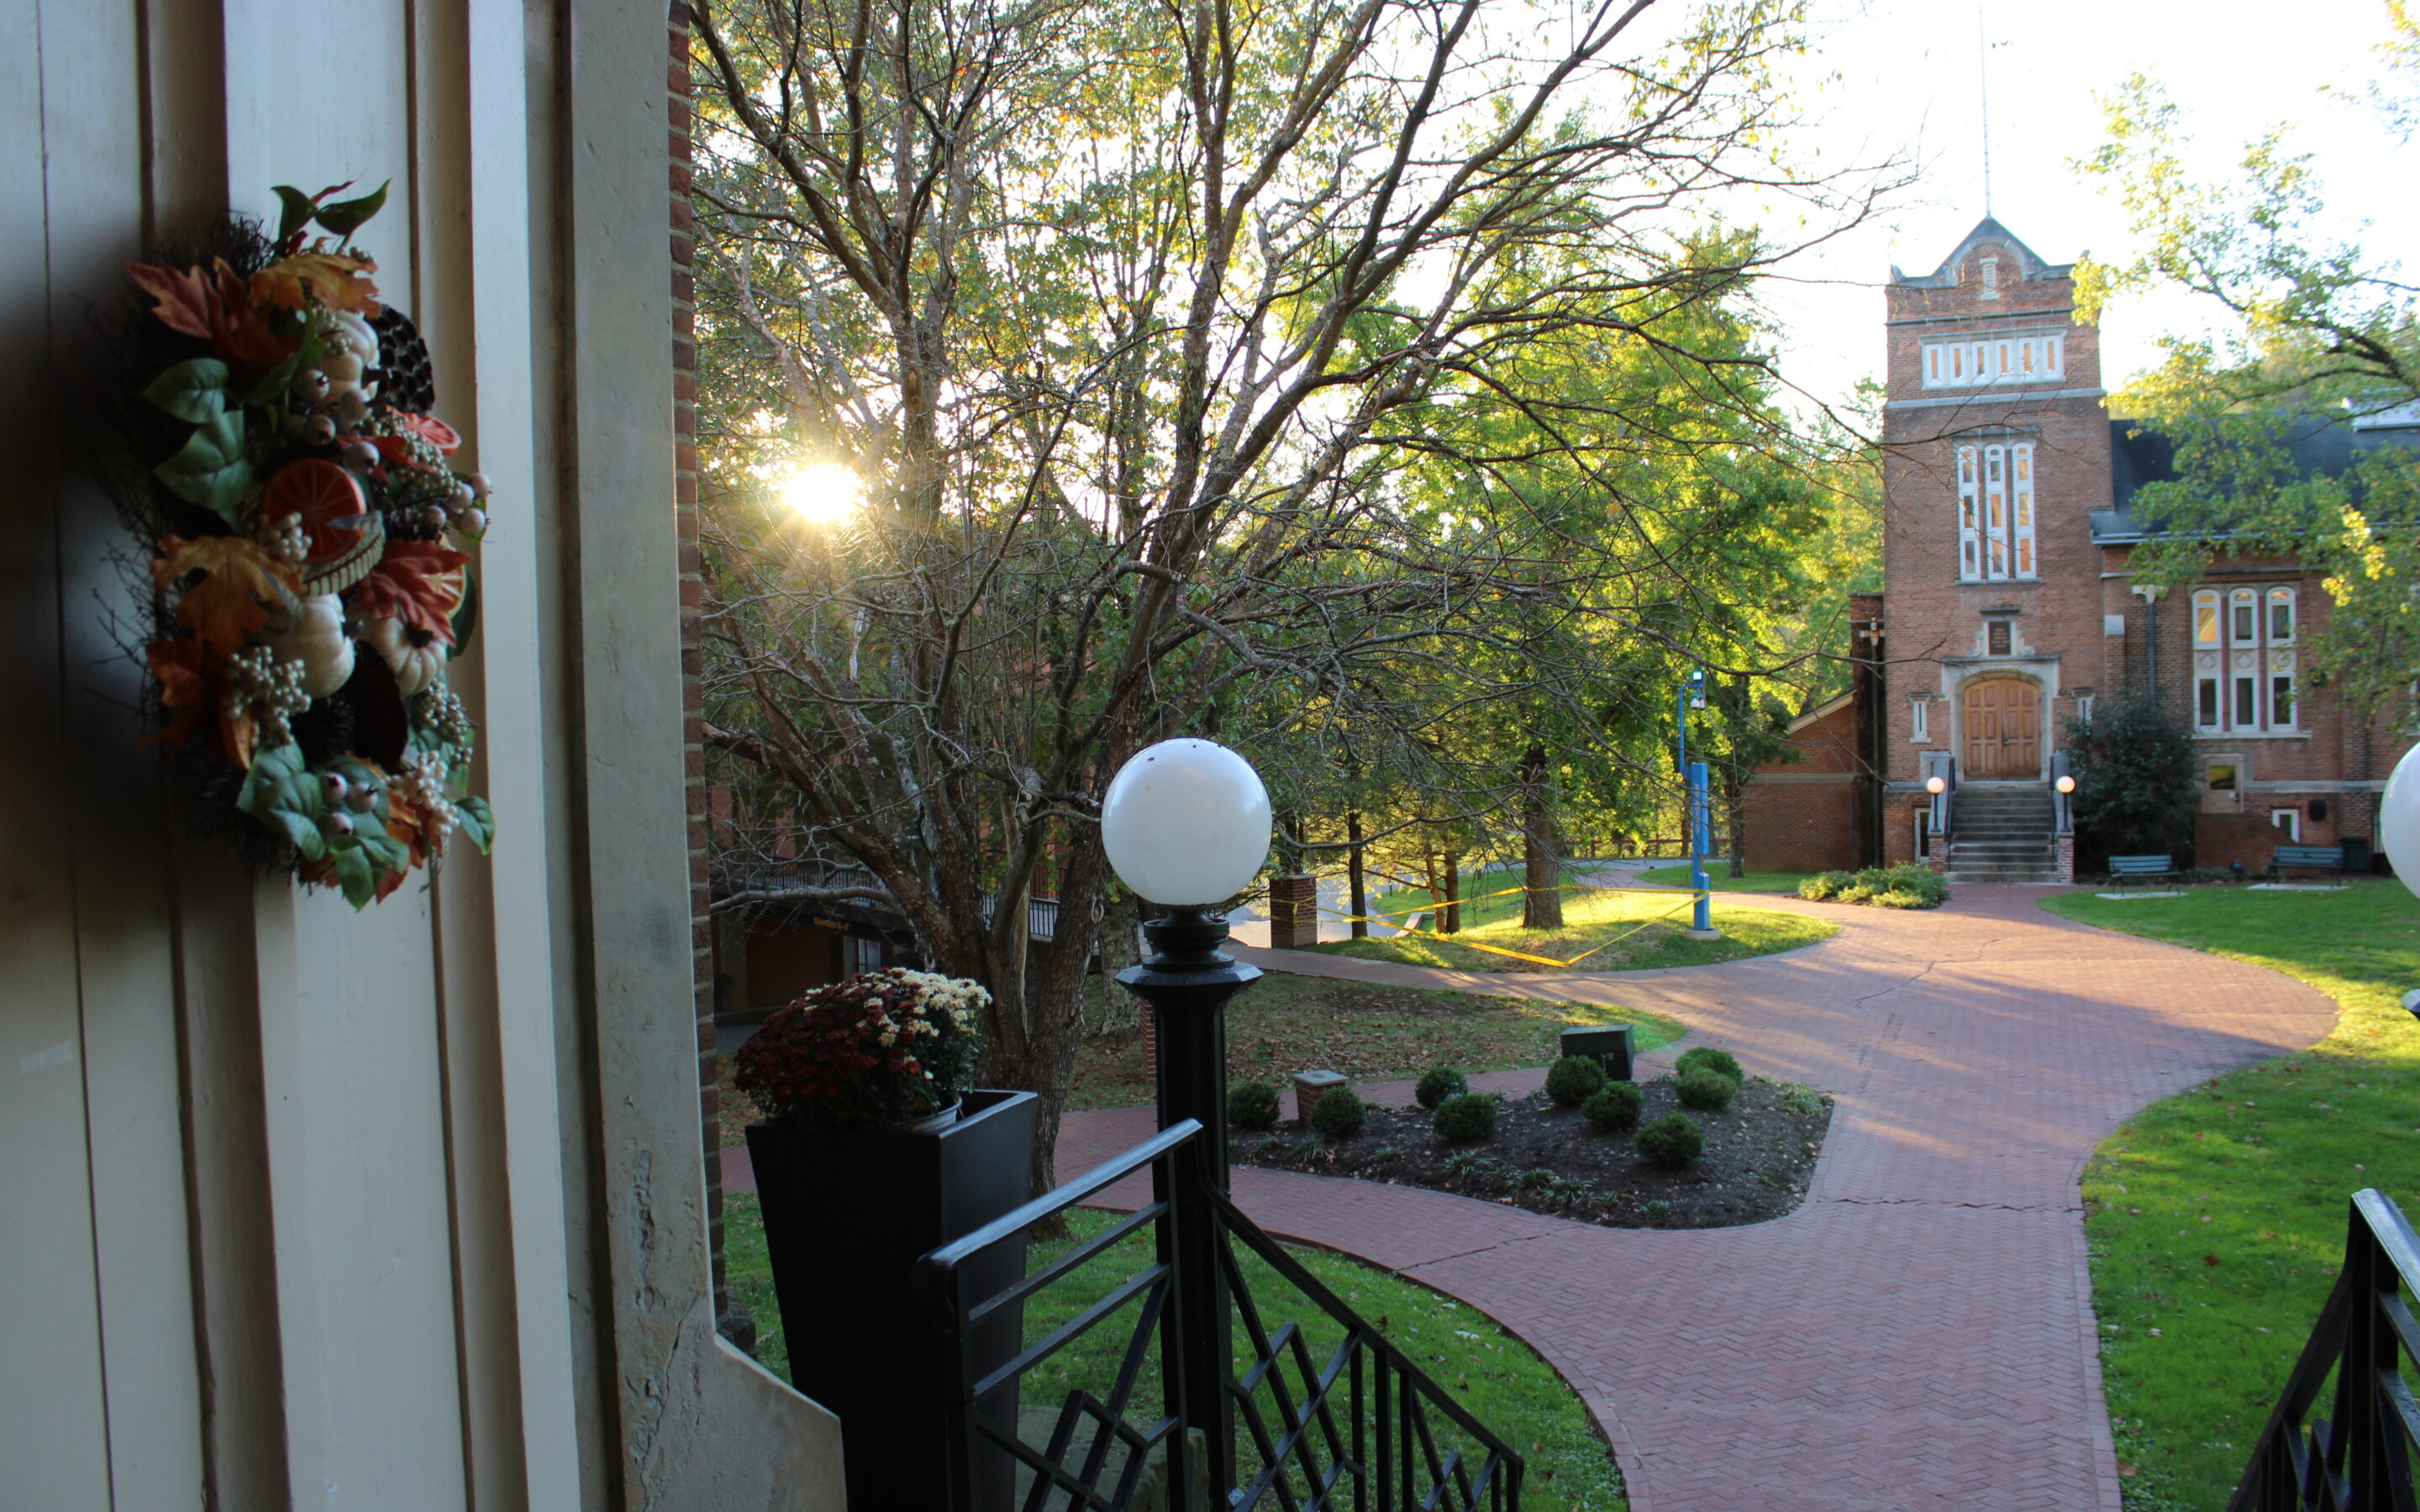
[1681,927,1722,942]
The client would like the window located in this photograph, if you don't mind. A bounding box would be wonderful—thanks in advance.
[2075,692,2096,722]
[1909,697,1930,744]
[1919,332,2065,389]
[1955,442,2037,581]
[1981,256,2000,297]
[2271,807,2302,843]
[2191,585,2297,732]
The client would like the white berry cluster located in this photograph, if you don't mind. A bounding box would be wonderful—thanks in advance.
[223,644,310,746]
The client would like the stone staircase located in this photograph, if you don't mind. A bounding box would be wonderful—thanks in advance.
[1944,783,2061,884]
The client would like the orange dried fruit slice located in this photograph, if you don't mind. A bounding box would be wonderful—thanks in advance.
[262,459,371,565]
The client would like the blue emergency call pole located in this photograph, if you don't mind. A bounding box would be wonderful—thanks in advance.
[1676,668,1718,940]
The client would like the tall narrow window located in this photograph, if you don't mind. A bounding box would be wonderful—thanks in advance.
[1909,697,1930,744]
[2194,589,2222,731]
[2194,590,2220,647]
[1981,256,2001,297]
[2198,678,2220,727]
[2269,587,2296,643]
[2229,589,2260,731]
[1927,347,1941,384]
[2231,589,2257,645]
[2011,443,2037,576]
[2268,586,2298,731]
[1956,447,1982,579]
[1985,448,2008,578]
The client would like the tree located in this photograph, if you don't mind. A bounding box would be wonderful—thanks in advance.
[2065,697,2199,861]
[689,0,1887,1189]
[2076,62,2420,732]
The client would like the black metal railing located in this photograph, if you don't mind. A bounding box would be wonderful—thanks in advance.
[2230,1189,2420,1510]
[919,1121,1523,1512]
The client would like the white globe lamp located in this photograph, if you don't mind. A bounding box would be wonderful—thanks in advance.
[1101,738,1272,906]
[1925,775,1947,795]
[2055,774,2076,795]
[2384,743,2420,906]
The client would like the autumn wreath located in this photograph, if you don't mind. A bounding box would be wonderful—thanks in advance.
[125,182,492,907]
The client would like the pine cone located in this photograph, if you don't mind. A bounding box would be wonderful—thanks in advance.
[371,306,438,413]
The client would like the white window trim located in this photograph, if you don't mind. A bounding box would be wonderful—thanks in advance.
[1909,696,1931,744]
[2191,585,2297,733]
[1954,442,2036,583]
[1919,331,2065,390]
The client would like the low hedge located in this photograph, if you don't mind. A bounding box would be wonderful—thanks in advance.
[1308,1085,1367,1139]
[1800,863,1948,909]
[1434,1092,1501,1142]
[1634,1111,1704,1168]
[1228,1080,1281,1131]
[1414,1065,1469,1110]
[1581,1082,1642,1132]
[1544,1055,1608,1108]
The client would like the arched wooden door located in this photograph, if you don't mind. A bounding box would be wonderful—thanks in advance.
[1963,678,2040,777]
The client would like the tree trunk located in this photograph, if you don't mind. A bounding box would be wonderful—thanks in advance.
[1347,811,1368,939]
[1441,853,1461,934]
[1521,744,1564,928]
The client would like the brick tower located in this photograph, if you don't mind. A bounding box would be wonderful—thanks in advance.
[1876,218,2111,874]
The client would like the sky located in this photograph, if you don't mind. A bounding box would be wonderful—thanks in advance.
[1742,0,2417,414]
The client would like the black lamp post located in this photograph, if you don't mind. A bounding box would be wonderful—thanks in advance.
[1100,738,1274,1489]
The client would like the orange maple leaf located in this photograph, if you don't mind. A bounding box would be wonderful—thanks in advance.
[139,638,218,748]
[125,258,295,375]
[355,541,469,644]
[152,535,302,655]
[249,252,381,314]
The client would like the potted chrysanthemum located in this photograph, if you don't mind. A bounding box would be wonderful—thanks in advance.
[735,968,1036,1511]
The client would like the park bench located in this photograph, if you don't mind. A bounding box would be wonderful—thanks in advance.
[2107,854,2181,888]
[2270,843,2347,886]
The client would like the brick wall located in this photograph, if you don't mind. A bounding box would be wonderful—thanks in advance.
[666,1,729,1323]
[1742,696,1865,871]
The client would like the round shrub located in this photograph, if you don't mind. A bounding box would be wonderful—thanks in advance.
[1675,1068,1736,1111]
[1433,1091,1500,1142]
[1307,1086,1367,1140]
[1227,1080,1281,1131]
[1634,1111,1703,1168]
[1544,1054,1609,1108]
[1414,1065,1469,1110]
[1675,1046,1743,1084]
[1581,1082,1642,1132]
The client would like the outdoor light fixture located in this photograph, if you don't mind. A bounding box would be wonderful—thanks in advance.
[1926,775,1947,795]
[2055,774,2076,795]
[1685,666,1708,710]
[1100,737,1274,1475]
[2382,746,2420,1020]
[1101,738,1273,905]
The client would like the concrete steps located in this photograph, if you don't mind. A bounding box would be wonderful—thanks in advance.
[1945,785,2062,884]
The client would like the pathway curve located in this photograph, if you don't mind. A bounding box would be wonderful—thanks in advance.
[1059,885,2338,1512]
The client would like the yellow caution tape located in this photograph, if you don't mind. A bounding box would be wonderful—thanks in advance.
[1306,879,1711,970]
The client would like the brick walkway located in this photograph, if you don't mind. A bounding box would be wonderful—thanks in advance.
[1059,885,2338,1512]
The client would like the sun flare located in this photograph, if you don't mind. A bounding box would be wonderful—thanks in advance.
[777,461,867,525]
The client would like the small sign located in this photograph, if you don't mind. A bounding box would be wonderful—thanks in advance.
[1987,621,2012,655]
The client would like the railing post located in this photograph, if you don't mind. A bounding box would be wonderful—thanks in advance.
[1120,906,1261,1494]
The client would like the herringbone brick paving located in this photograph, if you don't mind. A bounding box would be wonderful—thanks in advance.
[1059,884,2338,1511]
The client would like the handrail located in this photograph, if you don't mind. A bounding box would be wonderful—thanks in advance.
[2229,1188,2420,1510]
[919,1124,1525,1511]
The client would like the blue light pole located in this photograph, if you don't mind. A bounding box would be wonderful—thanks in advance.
[1676,667,1718,940]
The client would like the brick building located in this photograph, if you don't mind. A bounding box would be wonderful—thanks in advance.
[1744,217,2417,880]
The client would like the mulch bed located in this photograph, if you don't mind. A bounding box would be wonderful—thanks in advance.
[1233,1076,1833,1229]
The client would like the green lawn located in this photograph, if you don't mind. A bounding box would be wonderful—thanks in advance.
[1070,970,1684,1110]
[1636,863,1819,894]
[2038,880,2420,1510]
[1308,887,1836,973]
[723,1199,1625,1509]
[1360,861,1586,932]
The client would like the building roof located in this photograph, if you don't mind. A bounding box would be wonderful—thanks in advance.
[2089,408,2420,543]
[1890,217,2075,288]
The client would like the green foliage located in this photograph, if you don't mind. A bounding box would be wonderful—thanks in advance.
[1634,1112,1703,1168]
[1307,1086,1367,1140]
[1433,1092,1501,1143]
[1780,1082,1828,1117]
[1544,1054,1608,1108]
[1227,1081,1281,1132]
[1582,1082,1643,1132]
[2066,697,2200,859]
[154,409,252,522]
[1675,1047,1743,1084]
[1675,1068,1737,1112]
[237,743,326,859]
[1801,864,1946,908]
[1414,1065,1469,1110]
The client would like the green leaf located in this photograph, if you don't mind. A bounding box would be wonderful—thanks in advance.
[142,359,230,424]
[356,827,408,874]
[313,180,390,239]
[272,185,319,247]
[454,795,494,854]
[329,843,377,909]
[237,743,326,860]
[447,566,479,658]
[153,411,251,524]
[242,337,316,410]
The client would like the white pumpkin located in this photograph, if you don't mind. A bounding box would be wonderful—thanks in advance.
[313,308,381,403]
[360,615,445,698]
[264,593,355,697]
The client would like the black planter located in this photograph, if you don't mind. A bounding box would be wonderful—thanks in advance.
[748,1088,1039,1511]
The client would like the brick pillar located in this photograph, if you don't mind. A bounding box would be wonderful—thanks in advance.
[669,1,744,1347]
[2057,833,2075,885]
[1139,1009,1157,1082]
[1927,831,1948,874]
[1267,873,1319,948]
